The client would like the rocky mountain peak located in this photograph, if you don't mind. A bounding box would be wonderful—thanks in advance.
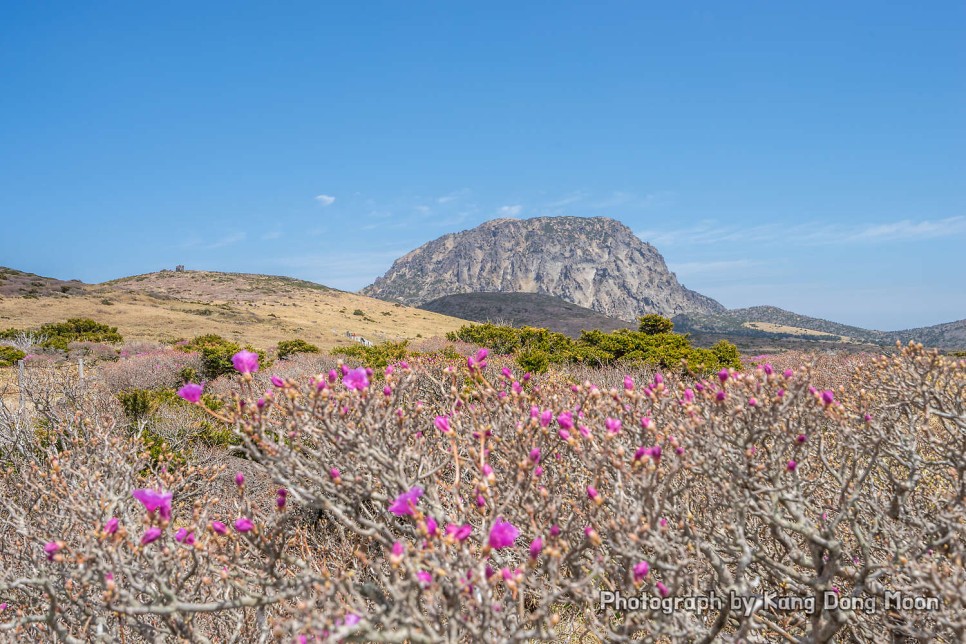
[361,216,724,320]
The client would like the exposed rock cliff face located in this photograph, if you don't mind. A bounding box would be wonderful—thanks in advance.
[362,217,725,320]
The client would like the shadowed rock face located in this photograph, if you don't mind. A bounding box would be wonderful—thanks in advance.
[362,216,725,320]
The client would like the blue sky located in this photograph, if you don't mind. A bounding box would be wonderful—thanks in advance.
[1,1,963,330]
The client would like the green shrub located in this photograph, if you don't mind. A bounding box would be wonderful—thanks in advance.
[638,314,675,335]
[0,328,21,341]
[516,348,550,374]
[178,334,267,380]
[452,322,741,375]
[38,318,123,351]
[117,389,158,421]
[277,338,320,360]
[710,340,742,370]
[0,346,27,367]
[333,340,410,371]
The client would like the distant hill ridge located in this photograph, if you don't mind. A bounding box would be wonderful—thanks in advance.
[420,292,633,337]
[362,217,725,320]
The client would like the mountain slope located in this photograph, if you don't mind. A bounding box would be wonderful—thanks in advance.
[362,216,724,320]
[420,292,633,337]
[675,306,966,350]
[0,269,468,350]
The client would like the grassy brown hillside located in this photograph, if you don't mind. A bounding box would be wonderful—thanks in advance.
[0,268,468,350]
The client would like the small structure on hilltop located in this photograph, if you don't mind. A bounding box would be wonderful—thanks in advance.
[175,265,185,272]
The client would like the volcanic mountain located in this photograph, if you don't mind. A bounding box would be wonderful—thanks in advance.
[362,216,725,320]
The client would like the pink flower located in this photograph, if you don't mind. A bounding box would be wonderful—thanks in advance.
[762,363,774,375]
[748,397,757,407]
[586,485,599,500]
[718,369,729,382]
[140,527,163,545]
[175,528,195,545]
[656,581,669,597]
[343,367,370,390]
[488,518,519,550]
[683,388,694,403]
[234,517,254,532]
[343,613,361,627]
[132,488,172,521]
[653,373,664,385]
[329,467,341,479]
[549,524,560,537]
[210,521,228,535]
[391,541,405,557]
[388,486,424,516]
[529,447,541,463]
[231,350,259,374]
[416,570,433,586]
[633,560,649,582]
[783,369,794,379]
[623,376,634,390]
[445,523,472,541]
[556,412,574,430]
[534,466,544,477]
[383,385,392,396]
[787,460,797,472]
[104,517,119,534]
[797,433,808,443]
[605,418,622,434]
[529,536,543,560]
[821,390,835,406]
[270,375,286,388]
[434,415,451,433]
[44,541,61,561]
[715,390,726,401]
[234,471,245,487]
[177,383,203,403]
[539,410,553,427]
[425,516,439,537]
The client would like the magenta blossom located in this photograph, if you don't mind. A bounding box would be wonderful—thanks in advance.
[234,471,245,487]
[177,382,203,403]
[132,488,172,521]
[234,517,254,532]
[434,415,451,434]
[416,570,433,587]
[388,485,424,516]
[633,560,650,582]
[425,516,439,537]
[270,375,286,388]
[488,518,519,550]
[529,447,541,463]
[44,541,61,561]
[175,528,195,545]
[623,375,634,390]
[343,367,370,391]
[210,521,228,535]
[656,581,670,597]
[821,390,835,406]
[140,527,163,545]
[529,536,543,560]
[787,460,798,472]
[104,517,119,535]
[231,350,259,374]
[605,417,622,434]
[539,410,553,427]
[445,523,472,541]
[556,412,574,430]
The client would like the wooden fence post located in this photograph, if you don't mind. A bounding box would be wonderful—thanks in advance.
[18,359,25,412]
[78,357,85,381]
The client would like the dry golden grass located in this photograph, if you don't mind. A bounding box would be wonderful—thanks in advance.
[743,320,851,342]
[0,270,469,350]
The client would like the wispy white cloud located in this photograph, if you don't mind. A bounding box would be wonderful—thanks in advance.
[436,190,469,204]
[848,216,966,242]
[180,232,247,251]
[314,194,336,206]
[670,259,760,275]
[637,216,966,247]
[261,231,282,241]
[497,205,523,217]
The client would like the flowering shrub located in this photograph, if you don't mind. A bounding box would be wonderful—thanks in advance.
[99,348,203,393]
[0,344,962,642]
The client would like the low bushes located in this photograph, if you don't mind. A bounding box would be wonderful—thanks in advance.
[0,346,26,367]
[276,338,320,360]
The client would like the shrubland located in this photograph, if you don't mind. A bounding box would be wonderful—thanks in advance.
[0,322,963,642]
